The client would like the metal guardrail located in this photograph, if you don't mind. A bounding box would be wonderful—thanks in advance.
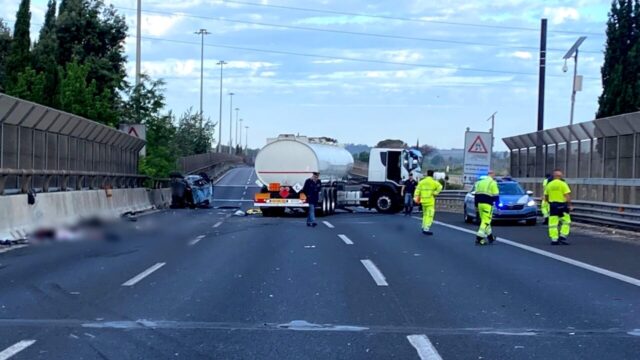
[178,152,243,175]
[437,190,640,231]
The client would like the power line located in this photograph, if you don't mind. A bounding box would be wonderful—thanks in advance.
[139,35,600,80]
[221,0,605,37]
[116,6,602,54]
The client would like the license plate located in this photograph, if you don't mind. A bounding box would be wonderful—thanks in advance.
[270,199,286,204]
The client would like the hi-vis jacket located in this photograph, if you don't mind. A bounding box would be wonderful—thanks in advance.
[413,176,443,206]
[474,177,499,205]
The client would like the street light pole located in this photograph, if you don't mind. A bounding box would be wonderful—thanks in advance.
[562,36,587,126]
[216,60,227,152]
[194,29,210,128]
[486,112,497,170]
[239,118,243,149]
[135,0,141,86]
[245,125,249,151]
[228,92,235,154]
[235,108,240,147]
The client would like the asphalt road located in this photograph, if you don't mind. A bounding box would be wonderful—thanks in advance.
[0,167,638,359]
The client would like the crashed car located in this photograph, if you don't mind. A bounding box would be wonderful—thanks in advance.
[170,172,213,209]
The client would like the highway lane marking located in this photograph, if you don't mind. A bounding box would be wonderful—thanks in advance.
[407,335,443,360]
[360,259,388,286]
[213,199,253,202]
[0,245,27,254]
[338,234,354,245]
[213,222,223,228]
[428,219,640,288]
[323,221,335,229]
[122,263,166,287]
[0,340,36,360]
[189,235,206,246]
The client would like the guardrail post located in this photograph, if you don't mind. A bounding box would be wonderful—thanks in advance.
[43,174,53,192]
[61,174,69,191]
[20,173,33,194]
[0,175,7,195]
[76,175,85,190]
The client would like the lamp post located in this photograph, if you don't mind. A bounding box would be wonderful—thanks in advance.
[216,60,227,152]
[486,112,497,170]
[562,36,587,126]
[228,92,235,154]
[135,0,141,86]
[194,29,210,128]
[239,118,243,148]
[235,108,240,147]
[245,125,249,152]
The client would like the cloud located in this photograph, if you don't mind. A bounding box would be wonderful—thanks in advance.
[511,51,533,60]
[543,7,580,25]
[312,59,345,65]
[141,14,184,36]
[294,15,381,26]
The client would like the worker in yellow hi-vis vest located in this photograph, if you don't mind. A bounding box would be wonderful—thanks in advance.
[544,169,573,245]
[414,170,443,235]
[541,174,551,224]
[473,170,499,245]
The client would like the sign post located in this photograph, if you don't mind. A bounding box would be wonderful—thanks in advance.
[463,130,493,185]
[119,124,146,156]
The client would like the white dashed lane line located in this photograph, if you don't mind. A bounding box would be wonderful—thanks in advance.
[189,235,206,246]
[407,335,443,360]
[122,262,166,287]
[322,221,335,229]
[0,340,37,360]
[213,221,223,228]
[338,234,354,245]
[360,259,388,286]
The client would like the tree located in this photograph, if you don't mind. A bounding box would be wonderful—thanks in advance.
[597,0,640,117]
[430,155,445,167]
[5,0,31,90]
[357,151,370,163]
[376,139,407,148]
[174,109,215,156]
[0,19,12,91]
[139,112,178,178]
[32,0,59,106]
[418,144,436,157]
[9,66,45,102]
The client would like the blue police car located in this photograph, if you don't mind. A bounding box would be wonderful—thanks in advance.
[463,177,538,225]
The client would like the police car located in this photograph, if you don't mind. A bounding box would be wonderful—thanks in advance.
[463,177,538,225]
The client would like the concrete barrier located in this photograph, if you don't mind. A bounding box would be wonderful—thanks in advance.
[0,188,170,241]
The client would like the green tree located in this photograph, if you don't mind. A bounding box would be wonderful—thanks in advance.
[357,151,370,162]
[597,0,640,117]
[139,113,178,178]
[174,109,215,156]
[56,0,128,122]
[121,74,167,125]
[430,154,445,167]
[9,66,45,102]
[32,0,59,107]
[5,0,31,90]
[0,19,12,91]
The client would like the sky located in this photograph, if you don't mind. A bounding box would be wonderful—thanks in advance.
[1,0,612,150]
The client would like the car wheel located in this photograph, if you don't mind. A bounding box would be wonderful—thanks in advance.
[464,207,473,223]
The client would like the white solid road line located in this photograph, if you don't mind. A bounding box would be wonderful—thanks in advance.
[429,219,640,288]
[189,235,206,246]
[360,259,388,286]
[0,340,36,360]
[338,234,354,245]
[407,335,443,360]
[0,245,27,254]
[213,221,223,228]
[122,262,166,287]
[323,221,335,229]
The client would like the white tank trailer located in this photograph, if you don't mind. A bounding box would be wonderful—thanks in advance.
[254,135,424,216]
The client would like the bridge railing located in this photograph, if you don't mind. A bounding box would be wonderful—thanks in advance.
[435,190,640,231]
[0,93,145,194]
[178,152,243,175]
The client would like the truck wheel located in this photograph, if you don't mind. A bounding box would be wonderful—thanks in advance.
[329,188,336,214]
[374,193,396,214]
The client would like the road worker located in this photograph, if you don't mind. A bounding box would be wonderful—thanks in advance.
[302,172,321,227]
[473,170,499,245]
[414,170,442,235]
[541,174,552,224]
[544,169,572,245]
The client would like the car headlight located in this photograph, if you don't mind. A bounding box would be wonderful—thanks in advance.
[527,200,536,207]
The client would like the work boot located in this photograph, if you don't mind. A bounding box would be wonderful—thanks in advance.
[559,236,570,245]
[475,236,484,245]
[312,222,318,227]
[488,234,496,244]
[550,239,559,245]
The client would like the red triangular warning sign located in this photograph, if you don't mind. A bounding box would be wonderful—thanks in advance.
[468,136,488,154]
[127,126,139,138]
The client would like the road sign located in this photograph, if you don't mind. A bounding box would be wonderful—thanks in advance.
[463,131,492,185]
[119,124,146,156]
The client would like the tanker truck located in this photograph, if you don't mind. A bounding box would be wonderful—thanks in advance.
[253,134,423,216]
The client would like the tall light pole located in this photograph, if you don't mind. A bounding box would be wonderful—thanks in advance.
[239,118,243,149]
[235,108,240,147]
[563,36,587,126]
[245,125,249,151]
[194,28,210,128]
[135,0,141,86]
[216,60,227,152]
[228,92,235,154]
[486,112,497,170]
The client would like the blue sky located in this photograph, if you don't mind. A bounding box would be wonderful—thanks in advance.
[2,0,611,150]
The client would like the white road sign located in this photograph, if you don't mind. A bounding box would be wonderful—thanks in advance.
[119,124,146,156]
[463,131,492,185]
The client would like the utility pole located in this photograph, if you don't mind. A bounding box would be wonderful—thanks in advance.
[235,108,240,147]
[216,60,227,152]
[135,0,141,86]
[245,126,249,151]
[194,29,210,128]
[228,92,235,154]
[537,18,547,132]
[563,36,587,126]
[487,112,497,170]
[239,118,243,149]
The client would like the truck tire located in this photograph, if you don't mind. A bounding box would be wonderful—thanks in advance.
[374,193,397,214]
[329,188,336,214]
